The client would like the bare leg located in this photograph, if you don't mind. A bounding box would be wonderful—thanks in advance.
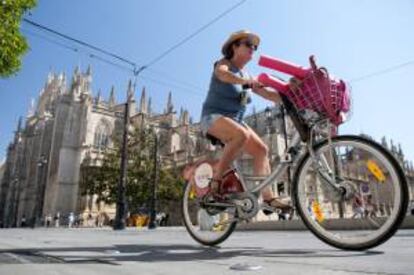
[242,126,274,200]
[207,117,250,180]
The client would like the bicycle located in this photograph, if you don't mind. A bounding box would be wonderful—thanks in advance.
[181,55,409,251]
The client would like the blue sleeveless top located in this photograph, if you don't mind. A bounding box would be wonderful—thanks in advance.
[201,62,251,121]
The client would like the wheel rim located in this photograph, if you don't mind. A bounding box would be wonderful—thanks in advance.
[296,138,403,247]
[182,182,237,245]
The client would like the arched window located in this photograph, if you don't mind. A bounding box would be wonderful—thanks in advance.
[94,121,111,150]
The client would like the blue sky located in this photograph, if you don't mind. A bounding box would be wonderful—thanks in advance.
[1,0,414,161]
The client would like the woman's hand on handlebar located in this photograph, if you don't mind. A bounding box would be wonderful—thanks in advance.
[242,78,263,90]
[248,78,281,103]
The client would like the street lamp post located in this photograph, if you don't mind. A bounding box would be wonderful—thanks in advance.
[113,93,131,230]
[34,154,48,227]
[5,177,19,228]
[11,177,21,227]
[148,127,159,229]
[38,155,48,224]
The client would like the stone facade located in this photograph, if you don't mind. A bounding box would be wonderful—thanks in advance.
[0,67,215,227]
[1,68,414,227]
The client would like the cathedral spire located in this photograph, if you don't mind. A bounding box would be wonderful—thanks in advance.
[108,86,116,107]
[148,97,152,115]
[86,64,92,76]
[140,86,147,113]
[390,139,396,153]
[70,65,82,96]
[95,89,102,104]
[166,91,173,113]
[127,79,134,102]
[83,65,92,95]
[16,117,22,133]
[74,65,80,76]
[179,107,183,118]
[14,117,23,143]
[27,98,36,117]
[182,109,189,125]
[58,72,66,94]
[381,136,388,149]
[398,143,404,160]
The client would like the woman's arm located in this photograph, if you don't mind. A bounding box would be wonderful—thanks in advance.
[214,59,248,85]
[252,86,281,103]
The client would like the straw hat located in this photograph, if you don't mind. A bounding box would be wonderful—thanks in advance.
[221,30,260,56]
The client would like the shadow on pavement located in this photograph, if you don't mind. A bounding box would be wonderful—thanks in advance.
[0,244,384,265]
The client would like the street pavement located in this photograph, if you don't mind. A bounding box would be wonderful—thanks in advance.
[0,226,413,275]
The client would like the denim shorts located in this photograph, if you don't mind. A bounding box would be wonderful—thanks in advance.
[200,113,247,136]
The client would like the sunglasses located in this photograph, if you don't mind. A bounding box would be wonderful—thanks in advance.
[239,40,258,51]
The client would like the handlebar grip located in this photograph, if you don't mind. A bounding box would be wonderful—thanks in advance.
[258,73,289,93]
[258,55,310,79]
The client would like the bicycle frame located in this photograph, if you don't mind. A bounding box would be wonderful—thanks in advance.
[231,94,342,202]
[235,131,302,196]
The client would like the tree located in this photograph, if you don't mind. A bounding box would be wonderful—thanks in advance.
[80,125,184,214]
[0,0,37,78]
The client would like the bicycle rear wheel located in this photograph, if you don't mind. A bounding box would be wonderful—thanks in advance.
[182,181,237,246]
[294,135,408,250]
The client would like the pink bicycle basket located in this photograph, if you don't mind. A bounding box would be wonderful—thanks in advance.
[286,67,351,125]
[258,55,351,126]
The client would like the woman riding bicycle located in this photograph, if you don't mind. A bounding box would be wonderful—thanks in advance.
[184,31,407,249]
[200,30,291,212]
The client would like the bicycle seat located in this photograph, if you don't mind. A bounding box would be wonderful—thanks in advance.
[205,133,224,147]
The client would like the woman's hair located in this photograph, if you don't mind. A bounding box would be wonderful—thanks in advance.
[223,39,241,60]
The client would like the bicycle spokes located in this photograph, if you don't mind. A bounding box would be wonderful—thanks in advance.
[295,136,407,250]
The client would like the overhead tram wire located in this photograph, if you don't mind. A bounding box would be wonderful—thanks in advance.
[23,18,137,68]
[141,0,248,70]
[144,67,204,91]
[22,28,79,53]
[349,60,414,83]
[22,27,205,99]
[23,28,132,73]
[139,74,205,98]
[22,17,143,95]
[23,19,206,95]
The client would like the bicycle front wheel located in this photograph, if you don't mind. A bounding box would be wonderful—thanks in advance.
[294,135,408,250]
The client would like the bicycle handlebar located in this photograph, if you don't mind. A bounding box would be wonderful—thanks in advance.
[257,54,321,93]
[257,73,289,92]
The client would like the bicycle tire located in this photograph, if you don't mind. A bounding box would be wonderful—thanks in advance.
[293,135,409,250]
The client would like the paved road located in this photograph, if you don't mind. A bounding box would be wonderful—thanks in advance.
[0,227,413,274]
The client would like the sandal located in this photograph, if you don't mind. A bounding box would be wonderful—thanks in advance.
[262,197,292,216]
